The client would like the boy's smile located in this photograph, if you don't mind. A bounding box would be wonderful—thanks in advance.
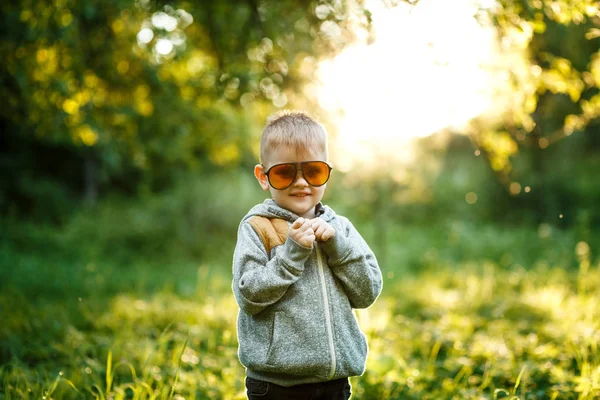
[255,146,328,219]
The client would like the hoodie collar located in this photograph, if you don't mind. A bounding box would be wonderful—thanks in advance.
[244,199,334,223]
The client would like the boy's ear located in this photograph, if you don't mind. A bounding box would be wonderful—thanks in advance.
[254,164,270,191]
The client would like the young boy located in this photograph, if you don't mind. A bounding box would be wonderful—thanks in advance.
[232,110,382,399]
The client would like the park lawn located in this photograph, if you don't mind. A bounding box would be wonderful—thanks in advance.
[1,236,599,399]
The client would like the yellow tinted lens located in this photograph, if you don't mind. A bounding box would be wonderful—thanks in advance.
[303,162,330,186]
[269,163,296,189]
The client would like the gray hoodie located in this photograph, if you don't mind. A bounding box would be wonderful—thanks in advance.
[232,199,383,387]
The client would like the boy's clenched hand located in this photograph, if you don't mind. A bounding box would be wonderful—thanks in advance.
[289,217,316,248]
[310,218,335,242]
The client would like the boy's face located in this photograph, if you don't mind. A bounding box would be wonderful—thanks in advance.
[255,146,328,219]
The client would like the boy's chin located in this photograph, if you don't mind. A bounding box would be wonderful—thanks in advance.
[291,204,317,218]
[272,194,321,217]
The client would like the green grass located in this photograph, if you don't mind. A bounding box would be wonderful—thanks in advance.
[1,218,599,399]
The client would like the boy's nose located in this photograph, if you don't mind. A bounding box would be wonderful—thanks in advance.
[293,170,308,187]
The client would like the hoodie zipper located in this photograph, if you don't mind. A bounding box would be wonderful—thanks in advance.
[314,243,336,380]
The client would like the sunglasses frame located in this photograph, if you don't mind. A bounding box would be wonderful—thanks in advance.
[263,161,333,190]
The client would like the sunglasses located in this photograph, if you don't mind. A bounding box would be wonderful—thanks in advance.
[264,161,332,190]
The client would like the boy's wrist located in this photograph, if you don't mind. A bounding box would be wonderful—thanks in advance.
[281,236,313,270]
[318,232,348,262]
[288,234,313,250]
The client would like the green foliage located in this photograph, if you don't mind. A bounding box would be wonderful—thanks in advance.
[326,130,600,239]
[2,2,600,395]
[1,168,599,398]
[4,161,596,286]
[1,168,598,397]
[473,0,600,183]
[0,0,373,219]
[1,237,599,399]
[1,0,599,231]
[1,169,267,273]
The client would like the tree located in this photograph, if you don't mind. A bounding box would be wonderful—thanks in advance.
[470,0,600,182]
[466,0,600,223]
[0,0,374,219]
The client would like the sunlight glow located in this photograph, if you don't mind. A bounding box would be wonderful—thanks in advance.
[137,27,154,44]
[155,39,174,55]
[152,11,178,32]
[317,0,501,171]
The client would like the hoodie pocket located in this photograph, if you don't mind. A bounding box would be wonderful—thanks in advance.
[265,311,329,376]
[265,311,288,366]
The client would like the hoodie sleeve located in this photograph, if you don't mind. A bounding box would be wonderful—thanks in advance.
[319,216,382,309]
[232,221,312,316]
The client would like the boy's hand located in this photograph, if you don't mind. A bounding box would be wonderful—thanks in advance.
[289,217,316,248]
[310,218,335,242]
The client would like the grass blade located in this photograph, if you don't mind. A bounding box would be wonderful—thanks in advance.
[106,350,113,393]
[512,365,526,395]
[168,337,188,400]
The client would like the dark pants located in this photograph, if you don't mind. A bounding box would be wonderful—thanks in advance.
[245,376,351,400]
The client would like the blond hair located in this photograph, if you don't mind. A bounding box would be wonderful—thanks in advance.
[260,110,328,166]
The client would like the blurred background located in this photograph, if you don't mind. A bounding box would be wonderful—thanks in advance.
[1,0,599,398]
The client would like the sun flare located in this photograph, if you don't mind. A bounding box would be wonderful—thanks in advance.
[317,0,501,172]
